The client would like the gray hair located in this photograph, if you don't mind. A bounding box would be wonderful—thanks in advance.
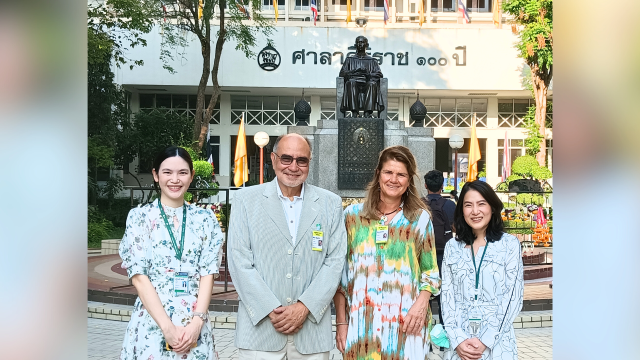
[272,134,313,158]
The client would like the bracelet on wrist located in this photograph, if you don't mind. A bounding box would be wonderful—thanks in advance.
[336,322,348,325]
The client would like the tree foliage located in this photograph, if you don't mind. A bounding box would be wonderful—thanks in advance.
[503,0,553,166]
[118,110,195,172]
[511,155,552,181]
[153,0,273,151]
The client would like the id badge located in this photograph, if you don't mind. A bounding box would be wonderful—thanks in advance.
[312,231,324,251]
[173,271,189,297]
[375,225,389,244]
[468,306,482,337]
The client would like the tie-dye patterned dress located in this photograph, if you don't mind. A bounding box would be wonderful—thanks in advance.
[340,203,441,360]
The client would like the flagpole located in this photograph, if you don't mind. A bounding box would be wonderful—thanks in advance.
[242,111,245,188]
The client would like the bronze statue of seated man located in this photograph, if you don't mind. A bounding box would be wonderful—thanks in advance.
[339,36,385,118]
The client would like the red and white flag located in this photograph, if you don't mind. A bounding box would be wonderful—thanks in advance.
[383,0,390,24]
[458,0,470,23]
[310,0,318,25]
[502,131,510,182]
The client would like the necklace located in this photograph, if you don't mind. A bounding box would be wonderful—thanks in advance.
[379,206,402,224]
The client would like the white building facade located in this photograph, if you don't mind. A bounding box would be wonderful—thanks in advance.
[114,3,552,189]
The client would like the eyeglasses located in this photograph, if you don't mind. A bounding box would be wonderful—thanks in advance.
[273,153,310,167]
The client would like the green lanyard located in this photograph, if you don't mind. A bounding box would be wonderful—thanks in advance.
[470,241,488,301]
[158,198,187,261]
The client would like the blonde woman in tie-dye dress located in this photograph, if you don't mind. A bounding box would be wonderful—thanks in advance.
[333,146,441,360]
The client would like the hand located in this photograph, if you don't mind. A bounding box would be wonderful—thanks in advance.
[402,296,428,335]
[455,339,484,360]
[161,323,185,350]
[468,337,487,354]
[172,318,203,354]
[270,302,309,335]
[335,324,348,353]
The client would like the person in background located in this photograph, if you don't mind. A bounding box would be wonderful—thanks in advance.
[422,170,456,328]
[441,181,524,360]
[119,146,224,360]
[333,145,441,359]
[228,134,347,360]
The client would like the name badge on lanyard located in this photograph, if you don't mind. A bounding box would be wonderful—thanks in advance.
[312,224,323,251]
[375,225,389,244]
[468,242,489,337]
[173,271,190,297]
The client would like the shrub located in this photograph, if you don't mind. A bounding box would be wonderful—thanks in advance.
[511,156,540,178]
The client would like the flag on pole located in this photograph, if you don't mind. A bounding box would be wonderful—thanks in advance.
[162,4,167,22]
[467,113,481,182]
[273,0,279,23]
[311,0,318,25]
[236,3,251,20]
[205,133,215,173]
[198,0,204,20]
[419,0,425,26]
[383,0,390,24]
[346,0,352,23]
[233,113,249,187]
[502,131,510,182]
[458,0,470,23]
[492,0,500,28]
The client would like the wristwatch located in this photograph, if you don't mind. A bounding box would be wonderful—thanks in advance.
[192,311,209,322]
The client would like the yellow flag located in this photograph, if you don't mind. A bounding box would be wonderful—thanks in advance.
[492,0,500,28]
[198,0,204,20]
[274,0,279,23]
[467,113,482,182]
[419,0,425,27]
[346,0,352,23]
[233,113,249,187]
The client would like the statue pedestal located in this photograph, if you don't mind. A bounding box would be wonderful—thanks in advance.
[288,120,435,198]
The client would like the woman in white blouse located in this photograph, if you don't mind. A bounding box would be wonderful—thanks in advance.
[441,181,524,360]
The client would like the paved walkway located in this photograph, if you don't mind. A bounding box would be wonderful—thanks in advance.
[88,318,551,360]
[89,254,552,301]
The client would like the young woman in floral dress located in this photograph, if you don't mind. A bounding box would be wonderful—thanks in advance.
[118,146,224,360]
[333,146,441,360]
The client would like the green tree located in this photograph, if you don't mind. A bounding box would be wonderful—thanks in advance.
[154,0,273,151]
[503,0,553,166]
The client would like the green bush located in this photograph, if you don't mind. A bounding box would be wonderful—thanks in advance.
[193,161,213,178]
[88,207,115,248]
[511,156,540,178]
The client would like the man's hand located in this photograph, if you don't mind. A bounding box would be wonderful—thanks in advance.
[455,339,484,360]
[270,302,309,335]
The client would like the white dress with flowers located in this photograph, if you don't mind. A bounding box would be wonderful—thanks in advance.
[118,199,224,360]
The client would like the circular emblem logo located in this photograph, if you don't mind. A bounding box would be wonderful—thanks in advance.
[353,128,370,145]
[257,45,281,71]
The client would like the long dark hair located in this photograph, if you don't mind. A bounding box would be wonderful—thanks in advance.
[453,181,504,245]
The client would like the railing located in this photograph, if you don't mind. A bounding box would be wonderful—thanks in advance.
[124,186,245,293]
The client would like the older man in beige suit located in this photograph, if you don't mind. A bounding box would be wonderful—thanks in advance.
[228,133,347,360]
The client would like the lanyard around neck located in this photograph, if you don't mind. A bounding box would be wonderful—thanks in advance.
[470,240,488,301]
[158,197,187,261]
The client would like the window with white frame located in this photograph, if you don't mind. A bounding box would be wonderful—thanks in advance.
[497,138,526,178]
[387,98,399,121]
[231,95,308,125]
[420,98,487,127]
[262,0,285,10]
[320,97,336,120]
[138,93,220,124]
[430,0,456,12]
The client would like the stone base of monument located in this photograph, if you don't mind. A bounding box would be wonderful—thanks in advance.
[288,119,435,198]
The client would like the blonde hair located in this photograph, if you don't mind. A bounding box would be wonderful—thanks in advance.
[361,146,429,222]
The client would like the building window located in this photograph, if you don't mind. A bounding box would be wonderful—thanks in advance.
[139,93,220,124]
[295,0,310,10]
[431,0,456,12]
[208,136,221,173]
[231,96,307,125]
[497,138,526,178]
[262,0,285,10]
[419,98,487,128]
[320,97,336,120]
[364,0,386,11]
[498,99,532,128]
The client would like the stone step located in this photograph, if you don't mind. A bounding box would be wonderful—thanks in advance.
[88,302,552,330]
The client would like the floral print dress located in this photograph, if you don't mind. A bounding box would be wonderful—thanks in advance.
[340,203,441,360]
[441,233,524,360]
[118,199,224,360]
